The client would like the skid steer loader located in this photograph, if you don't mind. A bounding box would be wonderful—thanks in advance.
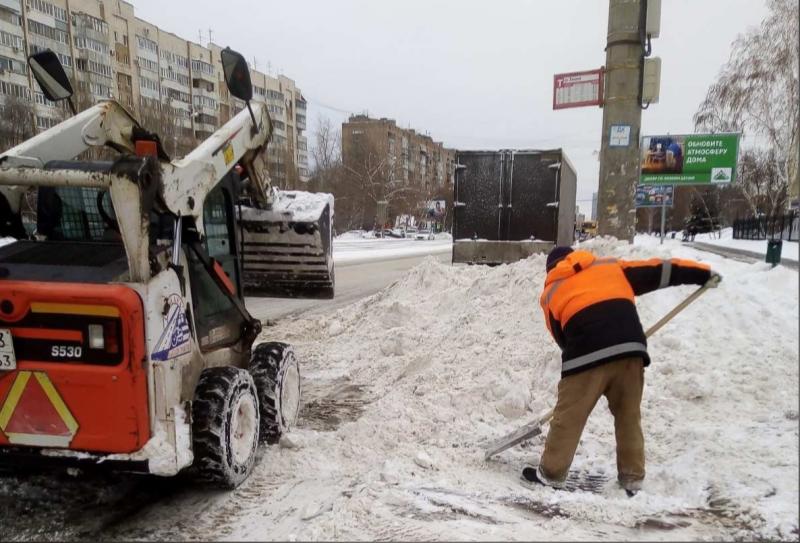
[0,47,332,487]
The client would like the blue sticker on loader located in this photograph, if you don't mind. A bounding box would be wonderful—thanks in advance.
[152,295,191,361]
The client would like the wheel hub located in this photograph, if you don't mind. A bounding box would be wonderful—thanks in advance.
[280,363,301,428]
[230,393,257,465]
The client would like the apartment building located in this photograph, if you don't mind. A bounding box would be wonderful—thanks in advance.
[0,0,308,186]
[341,115,456,191]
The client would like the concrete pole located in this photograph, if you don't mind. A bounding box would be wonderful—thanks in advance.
[597,0,645,242]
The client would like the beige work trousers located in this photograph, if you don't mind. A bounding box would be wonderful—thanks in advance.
[539,356,645,486]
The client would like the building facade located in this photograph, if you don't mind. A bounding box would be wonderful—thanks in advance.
[0,0,308,185]
[339,115,456,230]
[341,115,456,193]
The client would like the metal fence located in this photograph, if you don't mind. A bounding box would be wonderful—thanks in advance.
[733,211,799,241]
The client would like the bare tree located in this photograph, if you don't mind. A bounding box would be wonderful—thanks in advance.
[342,135,425,230]
[138,98,198,158]
[694,0,799,212]
[0,96,36,151]
[737,148,787,216]
[311,117,341,176]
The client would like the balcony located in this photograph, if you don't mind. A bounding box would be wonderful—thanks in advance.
[191,69,215,84]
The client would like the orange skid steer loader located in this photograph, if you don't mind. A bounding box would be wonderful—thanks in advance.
[0,48,333,487]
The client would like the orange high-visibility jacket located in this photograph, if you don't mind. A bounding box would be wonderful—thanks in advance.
[540,250,711,377]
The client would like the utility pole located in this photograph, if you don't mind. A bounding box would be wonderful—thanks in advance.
[596,0,647,242]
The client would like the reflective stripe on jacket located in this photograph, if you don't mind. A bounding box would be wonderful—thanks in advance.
[540,250,711,377]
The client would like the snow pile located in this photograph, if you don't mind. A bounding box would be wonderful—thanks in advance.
[0,236,15,247]
[335,230,368,240]
[239,190,334,223]
[145,237,797,541]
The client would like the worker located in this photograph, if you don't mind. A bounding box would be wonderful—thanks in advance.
[523,246,721,495]
[665,140,684,173]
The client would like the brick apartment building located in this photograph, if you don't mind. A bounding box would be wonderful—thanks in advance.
[0,0,308,186]
[341,114,456,229]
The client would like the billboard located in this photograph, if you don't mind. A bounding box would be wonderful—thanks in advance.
[426,200,446,221]
[639,133,740,185]
[553,69,604,110]
[635,185,674,207]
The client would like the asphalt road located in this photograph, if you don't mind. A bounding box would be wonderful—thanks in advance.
[245,250,452,322]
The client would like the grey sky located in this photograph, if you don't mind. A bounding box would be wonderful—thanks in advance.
[132,0,767,216]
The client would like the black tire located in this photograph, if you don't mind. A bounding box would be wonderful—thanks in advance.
[191,366,260,489]
[249,342,301,443]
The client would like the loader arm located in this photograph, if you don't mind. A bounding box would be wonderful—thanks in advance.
[0,100,273,235]
[0,101,140,214]
[0,94,333,298]
[159,103,274,227]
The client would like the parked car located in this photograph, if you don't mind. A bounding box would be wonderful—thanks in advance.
[404,227,418,238]
[415,229,435,240]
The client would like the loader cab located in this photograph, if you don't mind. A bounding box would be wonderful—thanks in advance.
[184,173,250,352]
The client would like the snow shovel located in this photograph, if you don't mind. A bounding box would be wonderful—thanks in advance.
[484,279,717,460]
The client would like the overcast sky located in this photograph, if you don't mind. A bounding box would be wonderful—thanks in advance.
[133,0,767,216]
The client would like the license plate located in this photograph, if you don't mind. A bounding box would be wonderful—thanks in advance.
[0,329,16,371]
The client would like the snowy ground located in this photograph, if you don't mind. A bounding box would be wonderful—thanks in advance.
[96,235,796,541]
[1,236,797,541]
[690,228,799,262]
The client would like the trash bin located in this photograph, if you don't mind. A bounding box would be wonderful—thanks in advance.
[766,239,783,267]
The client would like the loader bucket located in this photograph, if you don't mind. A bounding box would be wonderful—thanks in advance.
[238,191,334,299]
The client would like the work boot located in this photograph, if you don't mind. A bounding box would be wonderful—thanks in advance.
[619,478,642,497]
[521,464,565,490]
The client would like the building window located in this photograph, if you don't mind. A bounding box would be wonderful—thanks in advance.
[136,35,158,54]
[140,76,159,92]
[0,30,23,50]
[193,95,218,111]
[0,80,31,100]
[36,115,60,130]
[190,59,214,75]
[73,36,109,55]
[0,8,21,26]
[137,56,158,73]
[28,20,69,44]
[73,13,108,35]
[0,55,25,75]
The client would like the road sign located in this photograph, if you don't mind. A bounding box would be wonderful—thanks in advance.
[639,133,741,185]
[609,125,631,147]
[553,68,604,110]
[635,185,673,207]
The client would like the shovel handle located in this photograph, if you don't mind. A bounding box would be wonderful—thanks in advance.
[644,282,712,338]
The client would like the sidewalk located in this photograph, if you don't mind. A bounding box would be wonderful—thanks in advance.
[690,241,799,270]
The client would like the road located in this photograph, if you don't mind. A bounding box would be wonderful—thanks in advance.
[246,247,451,321]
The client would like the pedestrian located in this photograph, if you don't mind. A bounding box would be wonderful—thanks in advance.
[522,246,721,495]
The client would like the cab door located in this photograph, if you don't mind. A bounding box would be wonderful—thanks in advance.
[185,181,247,352]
